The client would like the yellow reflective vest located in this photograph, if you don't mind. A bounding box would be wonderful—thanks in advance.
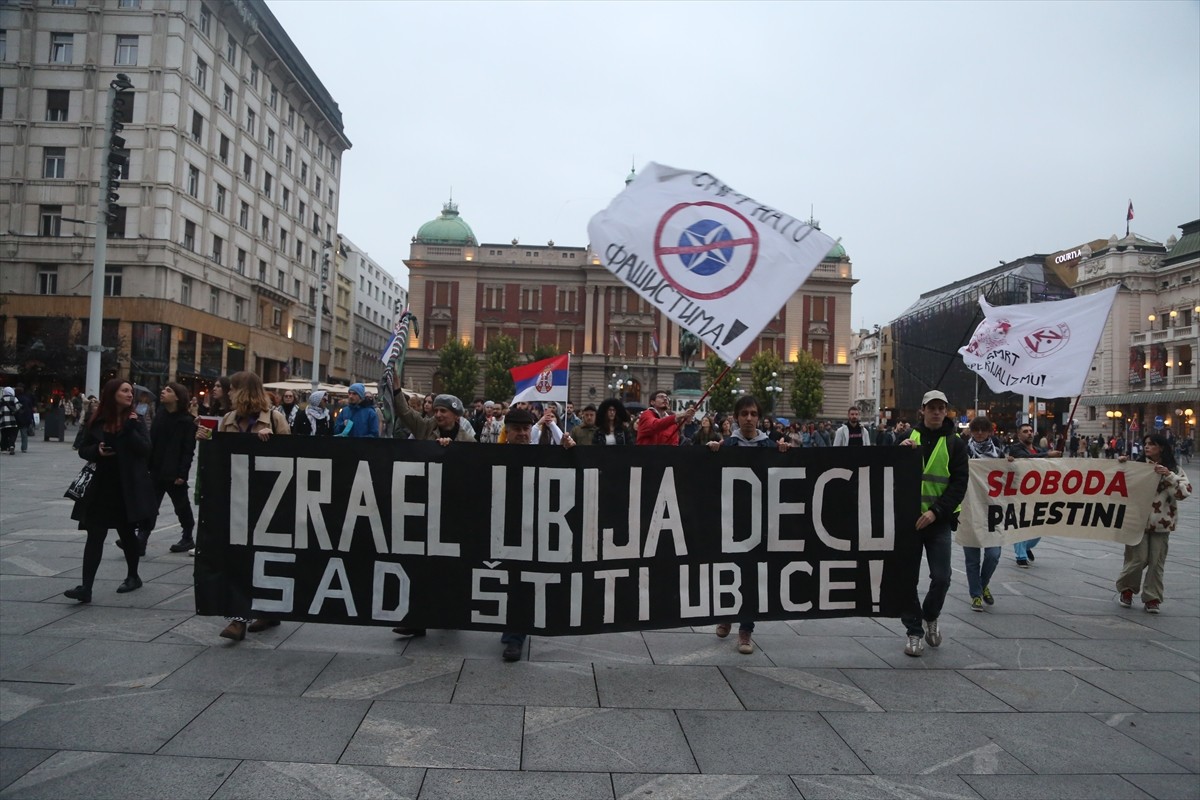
[909,430,961,515]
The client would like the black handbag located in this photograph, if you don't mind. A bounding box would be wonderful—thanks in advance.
[65,462,97,501]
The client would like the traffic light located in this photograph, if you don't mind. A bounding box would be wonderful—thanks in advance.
[103,75,133,227]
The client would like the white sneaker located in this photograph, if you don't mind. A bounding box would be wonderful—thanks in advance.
[925,618,942,648]
[187,548,196,557]
[904,634,924,657]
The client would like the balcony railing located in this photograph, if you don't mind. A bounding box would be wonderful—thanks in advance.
[1130,323,1197,346]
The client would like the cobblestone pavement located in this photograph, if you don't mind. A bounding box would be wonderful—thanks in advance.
[1,435,1197,799]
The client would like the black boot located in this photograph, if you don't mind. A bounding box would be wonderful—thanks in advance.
[64,585,92,603]
[116,576,143,593]
[169,534,195,553]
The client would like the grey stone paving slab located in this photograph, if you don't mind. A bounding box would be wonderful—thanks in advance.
[420,769,614,800]
[276,622,410,655]
[5,637,204,688]
[54,557,189,585]
[44,579,184,610]
[0,634,78,673]
[694,620,797,636]
[1,681,73,724]
[528,632,653,664]
[0,686,219,753]
[841,668,1014,712]
[719,666,883,712]
[212,761,425,800]
[0,750,238,799]
[452,659,597,707]
[147,585,195,612]
[1040,613,1173,640]
[27,604,192,642]
[788,774,983,799]
[613,773,802,799]
[148,564,200,586]
[0,601,83,636]
[951,638,1109,670]
[752,635,893,669]
[0,540,88,576]
[303,653,461,702]
[0,575,81,603]
[641,631,774,666]
[1095,712,1200,772]
[678,709,869,775]
[521,706,696,773]
[959,669,1138,712]
[1128,613,1200,640]
[1121,773,1200,800]
[821,712,1034,774]
[0,748,54,793]
[151,615,287,649]
[594,664,741,709]
[938,612,1083,640]
[941,586,1059,615]
[378,629,502,660]
[961,774,1153,799]
[983,712,1189,774]
[1072,669,1200,712]
[340,700,521,769]
[154,645,335,696]
[784,616,896,637]
[160,693,370,762]
[853,636,996,670]
[1057,638,1200,671]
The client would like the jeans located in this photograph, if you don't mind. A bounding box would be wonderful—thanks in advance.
[19,424,29,452]
[901,519,953,636]
[501,632,526,646]
[962,546,1000,599]
[147,479,195,540]
[1013,538,1041,560]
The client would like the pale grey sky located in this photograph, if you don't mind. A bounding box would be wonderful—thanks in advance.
[266,0,1199,329]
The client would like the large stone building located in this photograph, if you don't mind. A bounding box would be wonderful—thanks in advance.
[397,199,858,416]
[0,0,348,395]
[342,234,407,384]
[1073,224,1199,444]
[851,326,881,420]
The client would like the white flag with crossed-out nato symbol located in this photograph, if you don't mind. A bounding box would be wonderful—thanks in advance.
[587,162,836,364]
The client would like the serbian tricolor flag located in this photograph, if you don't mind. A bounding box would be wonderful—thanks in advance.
[510,354,570,404]
[650,331,660,354]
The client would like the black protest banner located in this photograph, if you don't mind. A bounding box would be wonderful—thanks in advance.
[196,437,923,635]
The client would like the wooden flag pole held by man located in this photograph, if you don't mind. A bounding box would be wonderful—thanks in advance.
[378,307,418,438]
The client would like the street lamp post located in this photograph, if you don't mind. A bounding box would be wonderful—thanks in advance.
[311,240,332,391]
[1106,409,1123,439]
[765,371,784,414]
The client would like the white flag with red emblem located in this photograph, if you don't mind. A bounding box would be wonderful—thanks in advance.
[587,162,835,364]
[958,285,1119,398]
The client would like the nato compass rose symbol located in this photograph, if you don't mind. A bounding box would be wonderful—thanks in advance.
[654,202,759,300]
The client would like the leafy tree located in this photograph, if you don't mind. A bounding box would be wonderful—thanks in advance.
[704,353,740,414]
[748,350,785,414]
[530,343,559,363]
[483,334,518,401]
[438,338,479,401]
[789,351,825,420]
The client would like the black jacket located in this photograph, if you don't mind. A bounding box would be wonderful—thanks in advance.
[911,417,969,522]
[149,407,197,482]
[71,416,156,524]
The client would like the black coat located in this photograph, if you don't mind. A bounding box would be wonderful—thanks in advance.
[71,416,156,525]
[149,407,197,483]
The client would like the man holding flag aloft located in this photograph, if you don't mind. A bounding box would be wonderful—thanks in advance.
[637,389,695,445]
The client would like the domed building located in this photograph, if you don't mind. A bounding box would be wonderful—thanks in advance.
[414,201,477,247]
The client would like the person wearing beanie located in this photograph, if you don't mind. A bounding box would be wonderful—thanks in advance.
[393,391,475,446]
[333,383,379,438]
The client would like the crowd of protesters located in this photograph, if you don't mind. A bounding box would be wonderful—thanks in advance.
[29,369,1191,662]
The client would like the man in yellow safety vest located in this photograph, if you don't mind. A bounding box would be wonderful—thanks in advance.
[898,390,969,656]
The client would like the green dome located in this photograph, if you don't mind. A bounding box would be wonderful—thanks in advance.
[416,201,477,246]
[824,241,847,260]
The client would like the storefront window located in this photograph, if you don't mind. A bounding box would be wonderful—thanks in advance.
[177,329,197,376]
[131,322,170,389]
[200,334,223,377]
[226,341,246,374]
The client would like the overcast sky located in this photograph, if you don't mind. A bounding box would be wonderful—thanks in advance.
[266,0,1199,330]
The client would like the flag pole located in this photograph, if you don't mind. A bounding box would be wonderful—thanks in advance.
[694,362,733,408]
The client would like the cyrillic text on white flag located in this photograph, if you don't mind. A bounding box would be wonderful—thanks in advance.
[587,162,836,364]
[958,285,1118,398]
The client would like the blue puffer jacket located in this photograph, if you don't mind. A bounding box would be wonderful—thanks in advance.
[334,398,379,438]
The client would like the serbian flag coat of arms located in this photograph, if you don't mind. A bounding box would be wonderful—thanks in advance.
[511,354,570,404]
[588,162,835,363]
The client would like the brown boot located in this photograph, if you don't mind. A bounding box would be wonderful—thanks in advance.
[219,620,246,641]
[247,619,280,633]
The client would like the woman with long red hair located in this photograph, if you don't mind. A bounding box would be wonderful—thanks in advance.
[65,379,155,602]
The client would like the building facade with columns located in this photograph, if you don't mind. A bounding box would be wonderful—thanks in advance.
[851,327,881,421]
[396,200,857,416]
[1074,222,1199,445]
[0,0,348,396]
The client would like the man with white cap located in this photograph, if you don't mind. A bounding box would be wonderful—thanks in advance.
[897,389,969,657]
[394,392,475,446]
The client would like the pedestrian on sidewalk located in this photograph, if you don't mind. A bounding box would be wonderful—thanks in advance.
[962,416,1003,612]
[706,395,791,654]
[13,384,35,453]
[898,390,968,657]
[149,383,198,554]
[1006,422,1062,567]
[1116,434,1192,614]
[0,387,18,454]
[64,379,154,603]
